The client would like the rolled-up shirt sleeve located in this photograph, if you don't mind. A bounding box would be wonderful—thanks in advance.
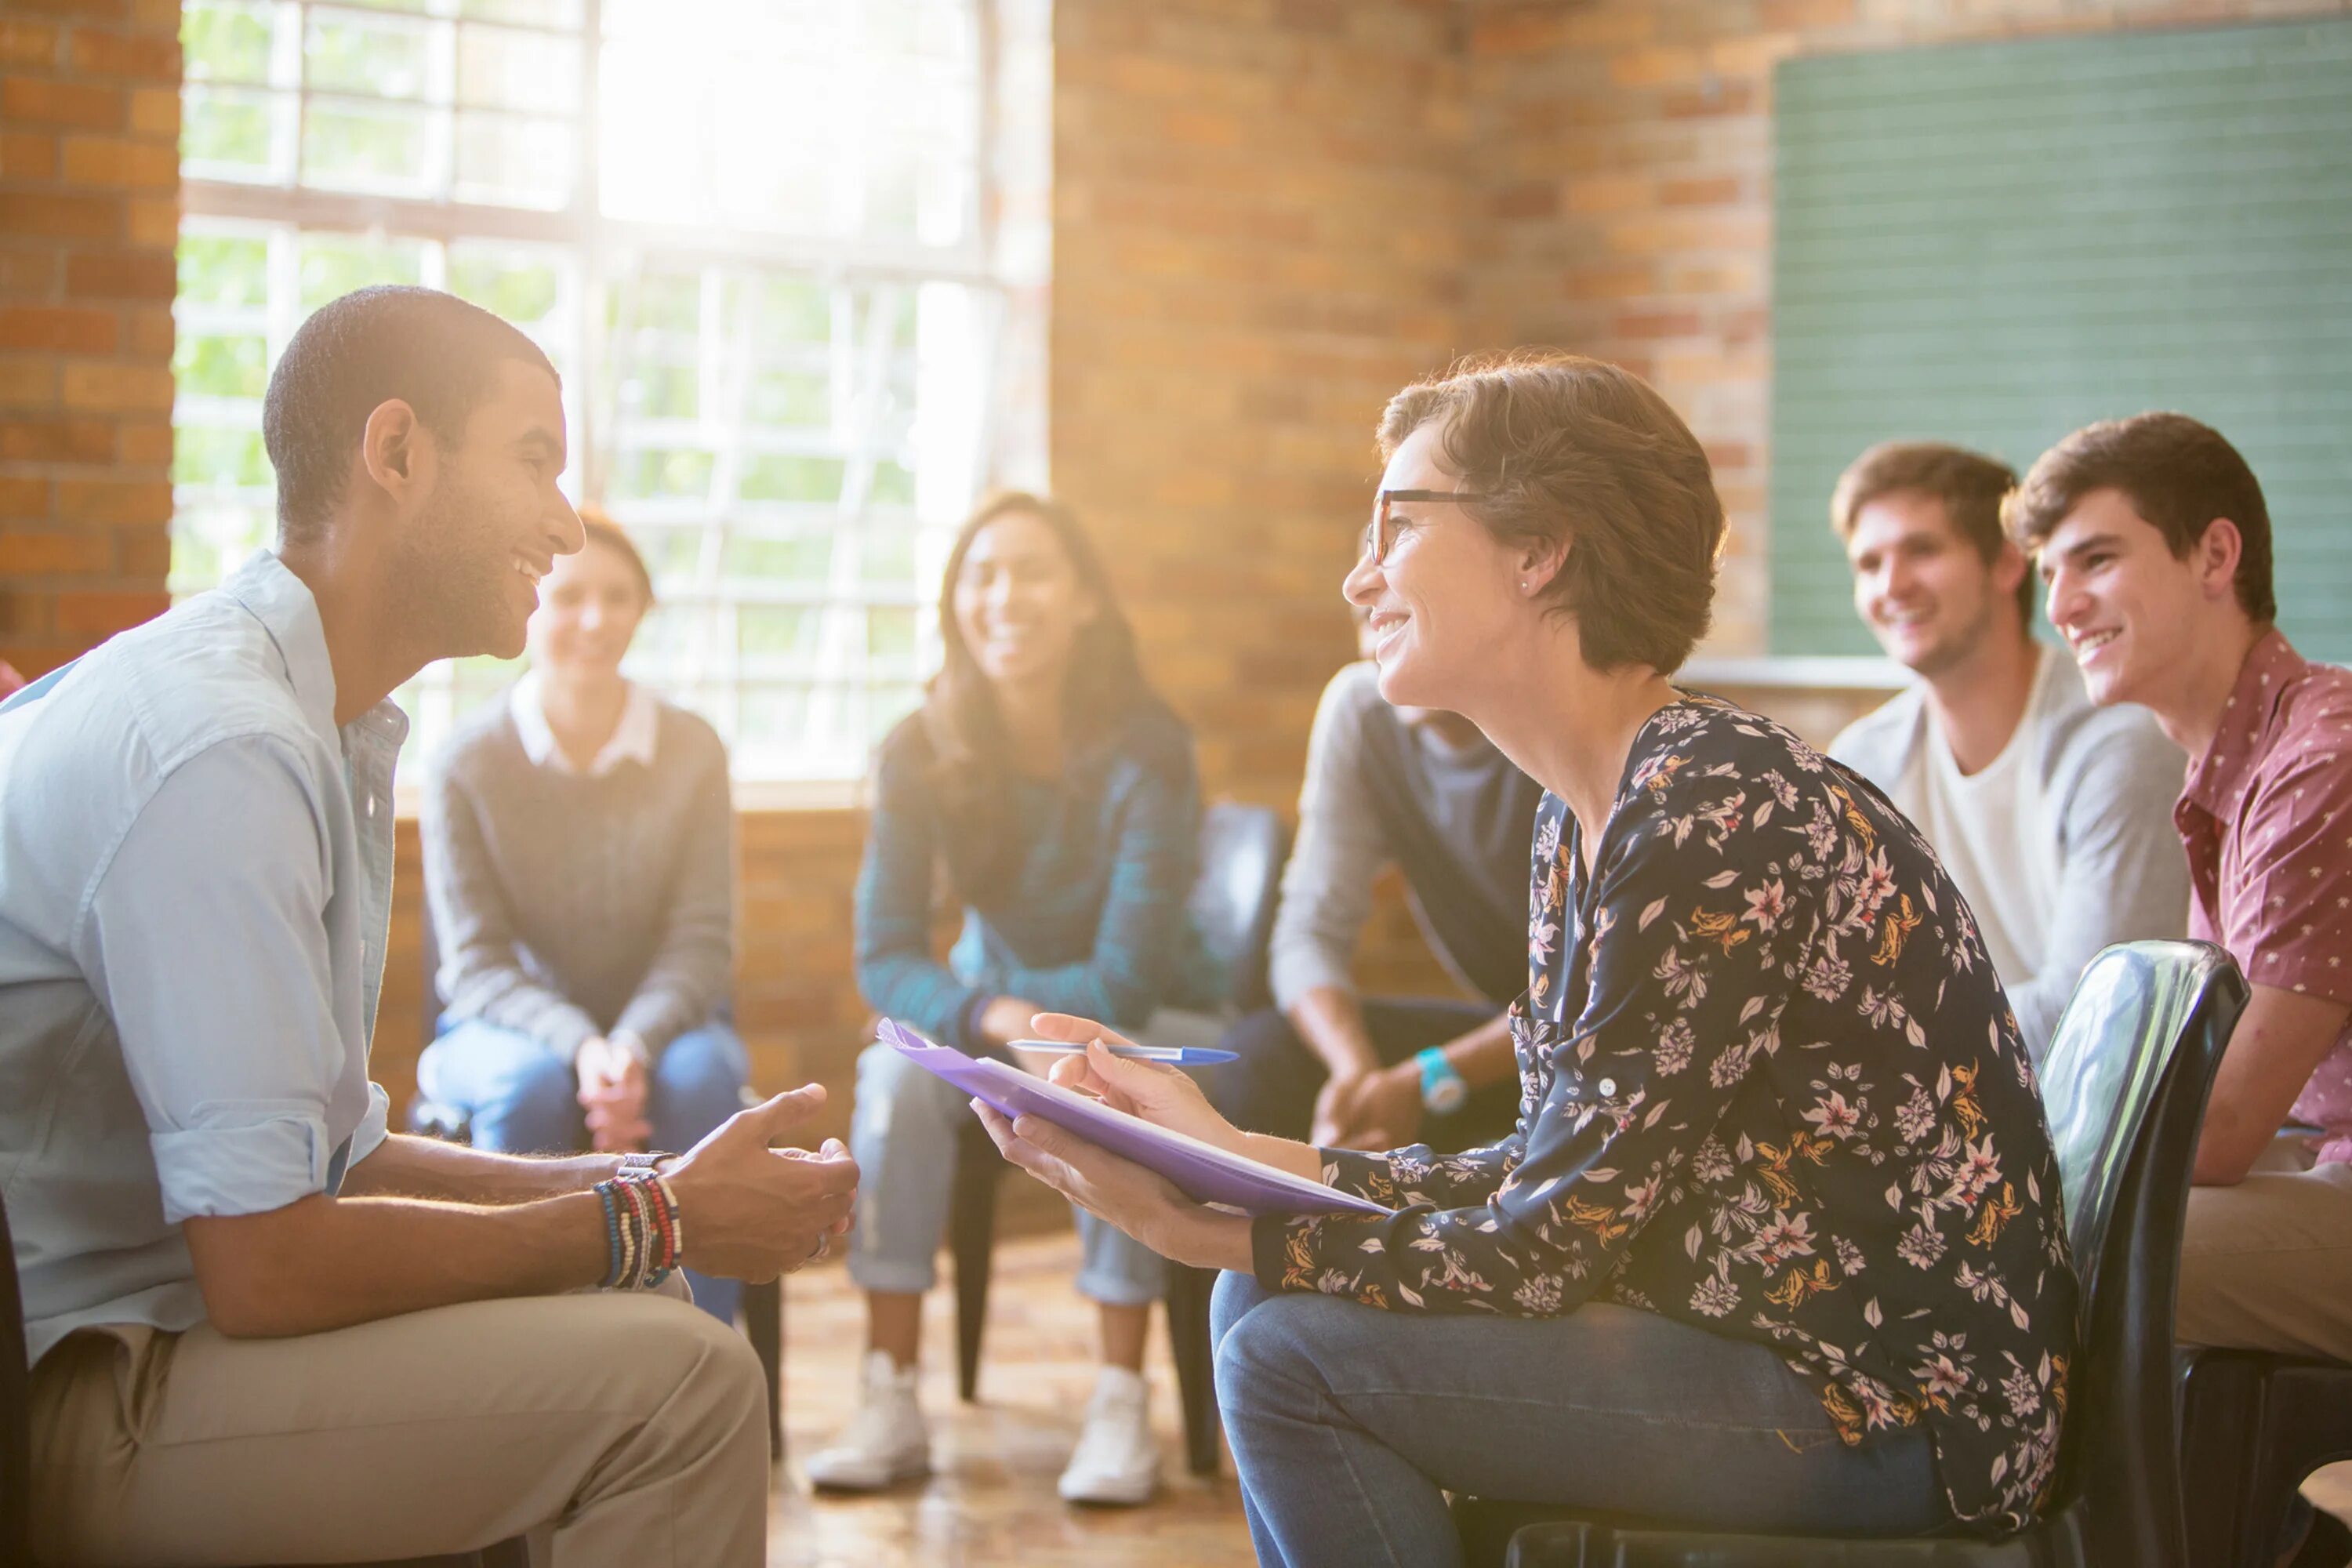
[79,738,353,1224]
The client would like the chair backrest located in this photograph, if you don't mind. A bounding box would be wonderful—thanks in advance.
[1187,802,1291,1014]
[2,1186,31,1563]
[2034,939,2244,1563]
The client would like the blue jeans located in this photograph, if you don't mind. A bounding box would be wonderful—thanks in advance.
[418,1019,752,1328]
[844,1041,1168,1305]
[1210,1272,1946,1568]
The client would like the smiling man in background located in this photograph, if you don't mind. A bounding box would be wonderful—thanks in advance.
[1827,440,2185,1061]
[2008,413,2352,1373]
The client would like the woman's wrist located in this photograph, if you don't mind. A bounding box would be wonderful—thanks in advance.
[1235,1131,1328,1184]
[1158,1207,1256,1273]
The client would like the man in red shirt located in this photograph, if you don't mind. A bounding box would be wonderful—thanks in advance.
[2006,413,2352,1373]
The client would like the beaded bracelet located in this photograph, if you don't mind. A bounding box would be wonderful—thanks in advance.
[594,1169,687,1290]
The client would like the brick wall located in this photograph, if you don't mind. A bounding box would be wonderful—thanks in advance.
[1460,0,2352,659]
[0,0,177,679]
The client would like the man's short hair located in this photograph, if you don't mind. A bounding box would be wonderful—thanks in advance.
[1377,350,1724,674]
[1830,441,2027,619]
[2002,412,2275,624]
[261,285,561,543]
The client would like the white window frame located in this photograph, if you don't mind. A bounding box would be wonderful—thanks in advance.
[176,0,1019,786]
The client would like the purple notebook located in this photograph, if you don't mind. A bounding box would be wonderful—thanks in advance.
[877,1018,1392,1219]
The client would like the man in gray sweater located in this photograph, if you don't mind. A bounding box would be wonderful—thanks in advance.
[1214,652,1537,1152]
[1828,440,2187,1060]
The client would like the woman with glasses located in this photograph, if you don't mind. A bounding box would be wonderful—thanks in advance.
[973,354,2081,1563]
[808,491,1222,1507]
[419,509,751,1328]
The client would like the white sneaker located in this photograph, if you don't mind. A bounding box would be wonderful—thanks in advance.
[1056,1365,1161,1506]
[805,1351,930,1491]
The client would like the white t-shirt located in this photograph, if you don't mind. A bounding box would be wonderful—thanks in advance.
[1889,647,2063,994]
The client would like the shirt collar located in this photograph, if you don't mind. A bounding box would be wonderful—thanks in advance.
[510,670,658,778]
[218,549,408,754]
[2182,627,2304,818]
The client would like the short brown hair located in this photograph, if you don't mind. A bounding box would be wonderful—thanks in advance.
[2002,413,2274,623]
[1831,441,2028,619]
[1376,350,1723,673]
[574,503,655,604]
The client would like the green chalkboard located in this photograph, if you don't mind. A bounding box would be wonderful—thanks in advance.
[1769,18,2352,658]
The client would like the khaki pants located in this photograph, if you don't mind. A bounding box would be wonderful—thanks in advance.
[2178,1134,2352,1361]
[29,1287,768,1567]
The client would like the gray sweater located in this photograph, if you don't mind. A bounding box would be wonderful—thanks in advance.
[423,688,735,1062]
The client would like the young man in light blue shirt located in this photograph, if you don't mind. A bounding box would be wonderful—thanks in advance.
[0,286,856,1566]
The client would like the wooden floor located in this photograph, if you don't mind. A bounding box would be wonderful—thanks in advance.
[766,1229,1254,1568]
[761,1227,2352,1566]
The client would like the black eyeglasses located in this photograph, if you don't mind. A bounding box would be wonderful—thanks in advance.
[1363,488,1494,565]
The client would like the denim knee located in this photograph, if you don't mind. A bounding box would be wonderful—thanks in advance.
[1213,1283,1312,1424]
[425,1029,583,1155]
[650,1025,750,1146]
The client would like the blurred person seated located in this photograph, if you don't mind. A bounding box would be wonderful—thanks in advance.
[1214,614,1537,1153]
[1828,440,2185,1062]
[418,506,750,1327]
[808,491,1223,1507]
[975,354,2079,1564]
[2009,413,2352,1367]
[0,287,854,1566]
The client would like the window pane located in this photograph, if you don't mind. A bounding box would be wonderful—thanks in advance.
[453,113,572,209]
[460,0,584,24]
[447,242,563,325]
[305,10,433,100]
[458,24,579,114]
[183,1,275,86]
[297,234,425,311]
[173,332,269,399]
[173,424,270,488]
[177,230,270,308]
[613,448,713,499]
[302,100,435,192]
[726,533,832,585]
[739,454,843,504]
[183,85,277,174]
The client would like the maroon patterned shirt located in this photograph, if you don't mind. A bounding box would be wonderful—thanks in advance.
[2175,630,2352,1165]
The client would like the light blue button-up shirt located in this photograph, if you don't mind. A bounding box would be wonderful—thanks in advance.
[0,550,401,1365]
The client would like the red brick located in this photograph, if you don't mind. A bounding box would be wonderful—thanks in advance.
[116,525,171,576]
[125,303,170,357]
[1494,180,1558,220]
[54,590,167,636]
[0,356,56,408]
[67,26,176,80]
[124,197,173,247]
[114,419,169,463]
[0,416,111,463]
[55,477,170,525]
[59,361,169,412]
[0,251,58,296]
[1662,175,1742,207]
[0,74,124,130]
[61,249,173,301]
[1613,308,1703,339]
[6,0,129,20]
[0,305,118,354]
[0,19,60,67]
[126,84,174,137]
[0,129,57,177]
[0,192,118,243]
[60,132,175,189]
[0,477,51,520]
[0,528,111,574]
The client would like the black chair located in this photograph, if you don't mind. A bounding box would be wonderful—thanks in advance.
[1453,939,2247,1568]
[411,887,786,1460]
[2178,1332,2352,1564]
[947,800,1291,1479]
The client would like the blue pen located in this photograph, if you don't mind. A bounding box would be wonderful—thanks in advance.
[1005,1040,1238,1065]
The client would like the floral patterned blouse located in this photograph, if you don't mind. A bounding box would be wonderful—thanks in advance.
[1250,697,2080,1534]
